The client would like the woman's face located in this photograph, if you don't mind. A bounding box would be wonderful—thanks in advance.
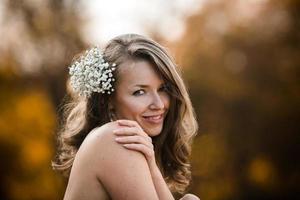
[112,60,170,137]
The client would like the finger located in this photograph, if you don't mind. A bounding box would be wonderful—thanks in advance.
[122,143,154,158]
[147,136,152,143]
[113,127,148,137]
[115,135,153,148]
[117,120,145,133]
[117,119,139,128]
[115,120,152,142]
[113,127,139,136]
[115,134,152,144]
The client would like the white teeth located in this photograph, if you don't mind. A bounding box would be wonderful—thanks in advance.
[145,115,162,120]
[149,115,160,120]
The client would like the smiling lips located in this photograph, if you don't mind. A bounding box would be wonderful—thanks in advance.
[142,114,164,124]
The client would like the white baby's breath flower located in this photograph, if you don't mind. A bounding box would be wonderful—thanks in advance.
[69,46,116,97]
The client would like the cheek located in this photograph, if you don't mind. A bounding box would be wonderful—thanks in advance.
[115,97,146,118]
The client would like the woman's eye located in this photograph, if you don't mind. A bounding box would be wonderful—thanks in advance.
[133,89,145,96]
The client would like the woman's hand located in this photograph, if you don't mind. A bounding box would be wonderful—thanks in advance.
[113,119,156,166]
[113,120,175,200]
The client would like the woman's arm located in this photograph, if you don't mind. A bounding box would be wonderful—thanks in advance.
[114,120,175,200]
[148,159,175,200]
[71,123,160,200]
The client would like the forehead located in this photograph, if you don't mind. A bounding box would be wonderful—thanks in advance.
[116,60,163,86]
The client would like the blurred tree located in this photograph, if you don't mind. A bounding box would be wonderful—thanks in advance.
[0,0,87,199]
[173,0,300,199]
[0,0,86,111]
[1,0,299,199]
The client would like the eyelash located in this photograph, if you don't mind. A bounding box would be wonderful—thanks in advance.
[133,89,145,96]
[133,86,168,96]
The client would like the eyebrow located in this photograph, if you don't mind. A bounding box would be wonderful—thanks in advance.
[132,83,165,88]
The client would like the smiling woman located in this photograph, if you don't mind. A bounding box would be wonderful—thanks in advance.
[111,60,170,137]
[52,34,199,200]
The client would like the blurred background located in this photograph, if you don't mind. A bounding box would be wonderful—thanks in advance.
[0,0,299,199]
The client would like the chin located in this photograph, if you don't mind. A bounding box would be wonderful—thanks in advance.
[144,126,163,137]
[136,118,164,137]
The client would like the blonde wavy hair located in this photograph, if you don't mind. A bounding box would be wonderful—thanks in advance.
[52,34,198,196]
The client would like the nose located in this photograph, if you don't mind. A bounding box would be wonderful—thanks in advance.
[149,93,165,109]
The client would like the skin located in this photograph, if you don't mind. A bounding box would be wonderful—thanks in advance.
[64,122,159,200]
[111,60,199,200]
[110,60,170,164]
[64,60,199,199]
[111,59,170,137]
[111,60,174,199]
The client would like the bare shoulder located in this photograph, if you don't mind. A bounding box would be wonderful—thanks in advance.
[74,121,121,171]
[63,122,119,200]
[75,121,159,200]
[79,121,120,151]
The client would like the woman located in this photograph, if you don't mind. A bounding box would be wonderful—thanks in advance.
[52,34,199,200]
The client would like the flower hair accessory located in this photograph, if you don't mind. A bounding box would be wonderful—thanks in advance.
[69,46,116,97]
